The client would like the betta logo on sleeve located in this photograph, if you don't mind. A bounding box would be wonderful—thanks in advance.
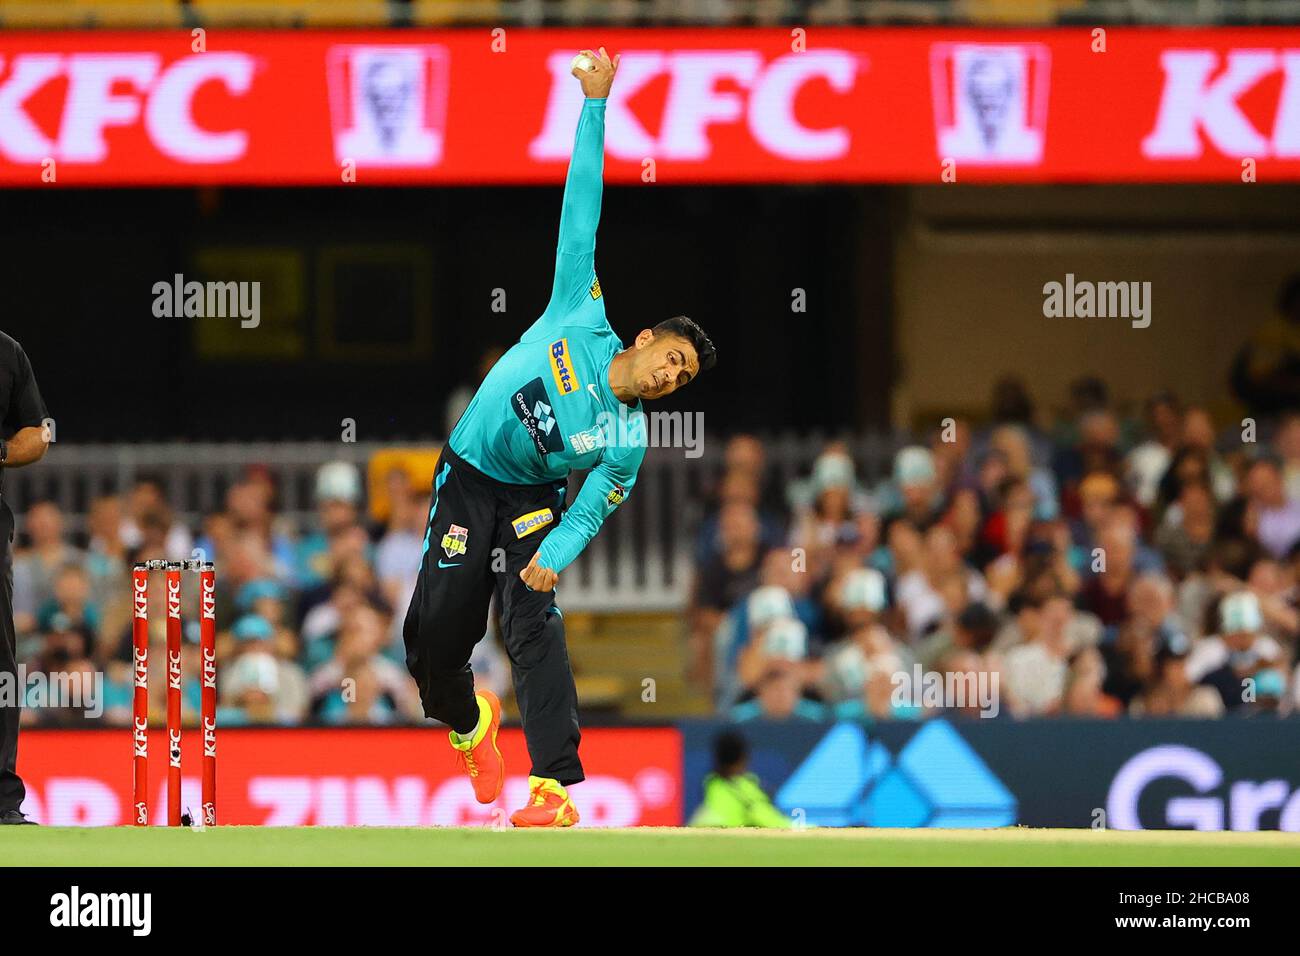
[548,339,581,396]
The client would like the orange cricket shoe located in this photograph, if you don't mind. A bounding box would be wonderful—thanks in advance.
[449,690,504,804]
[510,775,580,828]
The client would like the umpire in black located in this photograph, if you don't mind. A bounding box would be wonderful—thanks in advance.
[0,331,50,824]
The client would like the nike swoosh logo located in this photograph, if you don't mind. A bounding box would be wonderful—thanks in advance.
[437,560,462,569]
[587,384,599,399]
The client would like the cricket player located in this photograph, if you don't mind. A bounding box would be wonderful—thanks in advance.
[404,47,715,826]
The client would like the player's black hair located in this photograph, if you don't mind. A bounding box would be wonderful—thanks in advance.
[712,730,749,775]
[653,315,716,373]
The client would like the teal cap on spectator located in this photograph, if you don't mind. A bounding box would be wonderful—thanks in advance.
[762,617,808,661]
[894,446,936,487]
[1254,668,1285,698]
[238,578,286,611]
[841,568,887,612]
[1220,592,1262,634]
[232,614,274,643]
[316,461,362,503]
[812,453,854,494]
[747,586,795,629]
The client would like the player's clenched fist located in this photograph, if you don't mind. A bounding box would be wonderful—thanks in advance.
[520,552,559,592]
[572,46,620,99]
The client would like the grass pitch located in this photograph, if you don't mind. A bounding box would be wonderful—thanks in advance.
[4,826,1299,867]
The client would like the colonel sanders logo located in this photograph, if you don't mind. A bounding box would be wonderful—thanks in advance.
[327,45,450,166]
[930,43,1050,164]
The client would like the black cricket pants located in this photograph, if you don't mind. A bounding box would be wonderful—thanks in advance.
[403,447,584,785]
[0,499,24,813]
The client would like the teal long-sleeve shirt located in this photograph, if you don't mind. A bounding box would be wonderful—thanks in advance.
[447,98,647,573]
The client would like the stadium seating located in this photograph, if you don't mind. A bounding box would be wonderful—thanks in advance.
[0,0,183,28]
[188,0,391,27]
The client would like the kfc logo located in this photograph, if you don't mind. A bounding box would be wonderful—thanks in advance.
[326,45,450,167]
[203,714,217,759]
[930,43,1050,164]
[133,717,148,760]
[134,574,148,619]
[0,52,253,164]
[133,646,148,690]
[202,646,217,691]
[1143,49,1300,159]
[202,575,215,621]
[531,49,860,163]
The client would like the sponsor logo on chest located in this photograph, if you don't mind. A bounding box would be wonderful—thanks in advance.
[549,338,581,396]
[512,377,566,456]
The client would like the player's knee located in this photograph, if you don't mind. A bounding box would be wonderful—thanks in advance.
[505,606,564,667]
[413,666,474,721]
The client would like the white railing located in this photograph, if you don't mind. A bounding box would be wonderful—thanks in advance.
[3,434,907,610]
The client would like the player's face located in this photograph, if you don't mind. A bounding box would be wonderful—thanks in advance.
[634,334,699,400]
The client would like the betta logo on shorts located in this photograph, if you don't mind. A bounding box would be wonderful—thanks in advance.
[590,278,602,300]
[512,508,554,539]
[327,45,450,167]
[440,524,468,559]
[606,484,627,509]
[548,339,581,396]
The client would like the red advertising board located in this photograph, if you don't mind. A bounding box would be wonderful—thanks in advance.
[1,28,1298,184]
[17,727,683,826]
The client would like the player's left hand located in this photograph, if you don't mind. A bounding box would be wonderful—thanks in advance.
[573,46,619,99]
[520,552,559,592]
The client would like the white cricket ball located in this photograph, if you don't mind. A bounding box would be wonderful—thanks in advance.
[571,53,596,73]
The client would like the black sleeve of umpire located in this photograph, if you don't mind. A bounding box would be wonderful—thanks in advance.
[3,342,49,435]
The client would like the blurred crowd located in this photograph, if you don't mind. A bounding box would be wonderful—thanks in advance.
[16,375,1300,729]
[690,379,1300,722]
[13,462,511,729]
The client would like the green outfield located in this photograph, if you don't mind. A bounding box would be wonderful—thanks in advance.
[4,826,1300,866]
